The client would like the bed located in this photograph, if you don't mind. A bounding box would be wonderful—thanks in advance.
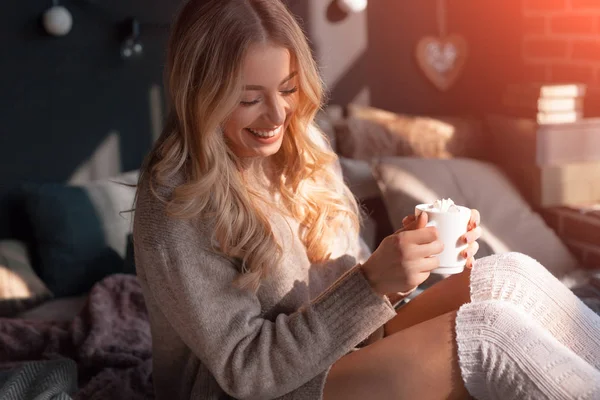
[1,103,598,399]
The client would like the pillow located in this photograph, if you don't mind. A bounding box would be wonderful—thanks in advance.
[21,171,139,297]
[373,157,579,278]
[0,240,53,316]
[335,104,486,161]
[338,157,381,200]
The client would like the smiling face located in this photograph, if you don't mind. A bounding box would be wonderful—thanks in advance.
[223,41,299,159]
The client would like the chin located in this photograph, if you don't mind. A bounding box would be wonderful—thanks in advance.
[253,138,283,158]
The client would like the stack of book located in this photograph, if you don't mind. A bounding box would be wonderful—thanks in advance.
[502,83,587,124]
[486,113,600,208]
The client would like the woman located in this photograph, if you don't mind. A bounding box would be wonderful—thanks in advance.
[133,1,600,399]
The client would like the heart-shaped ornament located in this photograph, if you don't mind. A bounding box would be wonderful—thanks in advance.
[416,35,468,91]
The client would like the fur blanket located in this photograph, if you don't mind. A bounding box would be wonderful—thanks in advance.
[0,274,153,399]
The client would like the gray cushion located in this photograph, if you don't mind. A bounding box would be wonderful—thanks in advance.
[373,157,579,279]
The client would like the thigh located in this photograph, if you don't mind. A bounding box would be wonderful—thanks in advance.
[323,311,471,400]
[385,268,471,335]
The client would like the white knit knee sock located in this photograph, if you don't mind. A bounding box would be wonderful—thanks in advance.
[471,252,600,369]
[456,300,600,400]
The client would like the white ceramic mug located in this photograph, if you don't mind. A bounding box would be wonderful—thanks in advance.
[415,203,471,274]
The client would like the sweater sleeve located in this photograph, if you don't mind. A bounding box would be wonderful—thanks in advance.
[135,214,396,400]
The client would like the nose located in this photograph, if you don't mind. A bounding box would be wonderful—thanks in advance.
[265,95,287,126]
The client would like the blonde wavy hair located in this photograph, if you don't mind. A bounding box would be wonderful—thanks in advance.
[143,0,361,292]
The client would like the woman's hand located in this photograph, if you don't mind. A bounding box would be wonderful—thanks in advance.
[460,209,481,268]
[402,208,482,268]
[361,213,444,296]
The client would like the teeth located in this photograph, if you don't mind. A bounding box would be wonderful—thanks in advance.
[247,126,280,138]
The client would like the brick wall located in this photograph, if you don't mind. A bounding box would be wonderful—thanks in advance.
[522,0,600,95]
[522,1,600,266]
[540,207,600,269]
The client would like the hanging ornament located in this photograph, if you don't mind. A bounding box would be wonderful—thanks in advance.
[337,0,368,14]
[415,0,468,91]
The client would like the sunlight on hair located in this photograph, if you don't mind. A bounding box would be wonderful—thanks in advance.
[141,0,361,293]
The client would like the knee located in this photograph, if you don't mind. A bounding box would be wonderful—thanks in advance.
[470,252,551,302]
[498,252,544,274]
[476,251,546,279]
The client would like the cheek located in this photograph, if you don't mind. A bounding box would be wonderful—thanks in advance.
[224,109,252,137]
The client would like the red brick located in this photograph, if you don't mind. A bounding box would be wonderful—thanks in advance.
[539,208,562,232]
[524,0,567,13]
[571,0,600,10]
[551,64,596,82]
[584,246,600,268]
[584,210,600,222]
[523,64,551,81]
[561,213,600,247]
[524,39,569,59]
[572,39,600,61]
[551,15,596,34]
[564,240,586,263]
[525,16,548,35]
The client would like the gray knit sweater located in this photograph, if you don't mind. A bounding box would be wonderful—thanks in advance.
[133,173,397,400]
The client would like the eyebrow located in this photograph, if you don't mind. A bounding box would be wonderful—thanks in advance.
[244,71,298,91]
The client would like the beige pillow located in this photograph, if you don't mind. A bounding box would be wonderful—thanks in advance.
[0,240,53,316]
[335,104,485,161]
[373,157,579,279]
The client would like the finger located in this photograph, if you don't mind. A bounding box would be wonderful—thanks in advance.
[401,226,439,245]
[396,213,426,233]
[461,226,483,244]
[405,240,445,259]
[466,255,476,269]
[468,209,481,230]
[402,215,416,227]
[418,271,432,284]
[416,212,428,229]
[416,256,440,273]
[461,241,480,259]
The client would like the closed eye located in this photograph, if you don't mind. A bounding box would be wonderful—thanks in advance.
[239,86,298,107]
[240,99,260,107]
[280,86,298,96]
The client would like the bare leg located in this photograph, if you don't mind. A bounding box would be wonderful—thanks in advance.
[324,311,471,400]
[325,301,600,400]
[385,268,471,335]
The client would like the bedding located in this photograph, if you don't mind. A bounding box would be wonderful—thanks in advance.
[0,273,153,400]
[0,359,77,400]
[19,171,138,297]
[0,240,53,317]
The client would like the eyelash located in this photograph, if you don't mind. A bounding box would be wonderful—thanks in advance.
[240,86,298,107]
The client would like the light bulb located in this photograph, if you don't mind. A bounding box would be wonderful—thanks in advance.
[42,5,73,36]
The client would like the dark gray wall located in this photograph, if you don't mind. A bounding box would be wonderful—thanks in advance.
[0,0,522,238]
[0,0,179,238]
